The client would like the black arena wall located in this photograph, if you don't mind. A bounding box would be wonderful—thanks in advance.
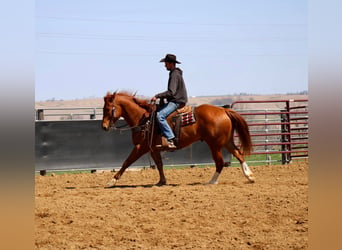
[35,120,228,171]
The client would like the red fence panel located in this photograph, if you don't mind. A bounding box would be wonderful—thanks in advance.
[231,99,308,164]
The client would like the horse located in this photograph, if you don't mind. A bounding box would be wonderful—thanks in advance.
[101,91,255,187]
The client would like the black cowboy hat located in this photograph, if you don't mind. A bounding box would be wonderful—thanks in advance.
[159,54,181,64]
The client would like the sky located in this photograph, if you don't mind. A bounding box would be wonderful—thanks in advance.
[35,0,307,101]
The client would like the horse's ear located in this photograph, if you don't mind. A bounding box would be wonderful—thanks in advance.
[110,91,117,102]
[104,92,115,103]
[133,97,139,105]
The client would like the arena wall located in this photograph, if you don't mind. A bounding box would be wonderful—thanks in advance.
[35,120,230,171]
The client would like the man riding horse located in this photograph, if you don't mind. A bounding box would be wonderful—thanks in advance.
[151,54,188,149]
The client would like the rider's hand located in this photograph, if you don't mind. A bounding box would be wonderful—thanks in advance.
[151,96,157,102]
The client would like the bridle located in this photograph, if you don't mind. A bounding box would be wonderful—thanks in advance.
[108,106,123,130]
[107,104,156,134]
[105,99,157,150]
[107,106,131,131]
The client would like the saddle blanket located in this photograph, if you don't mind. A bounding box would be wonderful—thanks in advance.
[175,107,196,126]
[180,111,195,126]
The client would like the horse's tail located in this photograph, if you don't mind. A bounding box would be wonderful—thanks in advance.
[225,109,253,155]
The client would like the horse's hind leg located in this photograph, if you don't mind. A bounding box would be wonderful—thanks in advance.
[226,141,255,183]
[206,147,225,185]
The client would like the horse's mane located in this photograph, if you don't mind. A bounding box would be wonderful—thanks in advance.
[106,91,154,113]
[133,97,154,113]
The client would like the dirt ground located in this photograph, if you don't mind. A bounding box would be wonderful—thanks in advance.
[35,162,308,249]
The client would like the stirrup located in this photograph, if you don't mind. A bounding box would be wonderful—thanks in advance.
[156,137,177,149]
[167,140,177,149]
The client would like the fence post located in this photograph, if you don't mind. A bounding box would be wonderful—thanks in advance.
[36,109,44,120]
[90,108,96,119]
[285,101,292,163]
[281,110,289,164]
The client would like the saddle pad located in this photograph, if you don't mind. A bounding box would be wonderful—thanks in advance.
[179,109,196,126]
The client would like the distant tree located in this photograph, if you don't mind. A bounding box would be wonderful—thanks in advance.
[286,90,308,95]
[210,97,234,106]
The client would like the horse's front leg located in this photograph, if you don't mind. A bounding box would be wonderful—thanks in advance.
[106,144,149,187]
[150,150,167,186]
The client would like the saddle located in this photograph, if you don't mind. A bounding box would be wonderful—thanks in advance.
[171,106,196,146]
[151,105,196,149]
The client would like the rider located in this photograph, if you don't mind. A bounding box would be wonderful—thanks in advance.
[151,54,188,149]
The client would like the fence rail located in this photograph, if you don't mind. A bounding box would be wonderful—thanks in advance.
[35,107,103,121]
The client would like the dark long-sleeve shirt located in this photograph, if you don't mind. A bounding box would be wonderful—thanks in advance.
[155,68,188,104]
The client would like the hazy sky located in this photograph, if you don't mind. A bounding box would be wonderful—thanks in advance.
[35,0,307,101]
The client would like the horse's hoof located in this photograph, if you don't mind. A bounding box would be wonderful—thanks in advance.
[205,181,218,185]
[105,178,117,188]
[155,180,167,186]
[246,174,255,183]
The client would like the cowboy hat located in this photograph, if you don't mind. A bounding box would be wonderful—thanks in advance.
[159,54,181,64]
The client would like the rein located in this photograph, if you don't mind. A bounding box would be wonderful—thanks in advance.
[108,120,147,132]
[108,105,147,132]
[107,99,157,154]
[108,103,156,137]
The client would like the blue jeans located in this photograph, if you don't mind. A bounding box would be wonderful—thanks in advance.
[156,101,179,141]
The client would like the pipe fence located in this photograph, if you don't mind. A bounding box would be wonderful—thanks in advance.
[231,99,308,165]
[35,107,103,121]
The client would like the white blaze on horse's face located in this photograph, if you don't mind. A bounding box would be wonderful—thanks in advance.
[102,94,116,131]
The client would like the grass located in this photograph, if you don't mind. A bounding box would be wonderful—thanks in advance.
[35,169,92,176]
[231,153,283,166]
[35,154,307,176]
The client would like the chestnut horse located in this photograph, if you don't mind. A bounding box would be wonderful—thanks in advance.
[102,91,255,187]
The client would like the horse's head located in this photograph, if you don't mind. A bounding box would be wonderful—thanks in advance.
[102,92,122,131]
[102,91,154,131]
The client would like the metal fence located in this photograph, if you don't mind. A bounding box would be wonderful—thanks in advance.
[231,99,308,165]
[35,107,103,121]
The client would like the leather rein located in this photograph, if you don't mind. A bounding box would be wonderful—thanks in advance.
[109,106,156,143]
